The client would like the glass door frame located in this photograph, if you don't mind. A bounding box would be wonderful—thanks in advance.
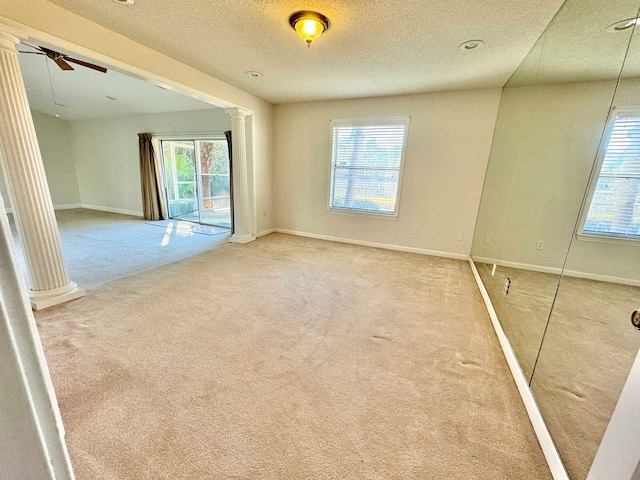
[157,133,232,229]
[164,138,199,221]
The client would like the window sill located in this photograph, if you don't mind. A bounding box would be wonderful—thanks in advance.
[326,207,398,220]
[576,232,640,246]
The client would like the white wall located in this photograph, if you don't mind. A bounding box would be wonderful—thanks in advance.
[69,108,232,217]
[251,112,274,235]
[33,112,81,207]
[0,111,80,210]
[471,79,640,282]
[273,89,502,257]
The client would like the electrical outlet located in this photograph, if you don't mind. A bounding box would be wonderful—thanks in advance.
[456,232,464,241]
[413,226,419,235]
[536,241,544,250]
[504,277,511,295]
[484,236,491,244]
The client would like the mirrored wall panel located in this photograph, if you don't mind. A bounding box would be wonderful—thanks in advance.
[530,8,640,479]
[471,0,640,478]
[472,0,637,381]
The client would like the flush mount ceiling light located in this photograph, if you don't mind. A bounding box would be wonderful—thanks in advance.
[459,40,484,51]
[607,18,640,33]
[112,0,134,5]
[289,10,330,47]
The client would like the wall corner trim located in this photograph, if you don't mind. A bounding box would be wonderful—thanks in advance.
[81,204,144,218]
[256,229,275,238]
[4,203,82,214]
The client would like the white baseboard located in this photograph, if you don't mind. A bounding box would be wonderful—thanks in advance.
[54,203,83,211]
[468,259,569,480]
[274,228,470,261]
[472,256,640,287]
[472,257,562,275]
[6,203,143,218]
[81,204,144,218]
[562,269,640,287]
[256,228,275,238]
[5,203,82,214]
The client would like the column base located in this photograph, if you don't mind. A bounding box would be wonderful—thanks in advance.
[229,233,256,244]
[29,282,86,311]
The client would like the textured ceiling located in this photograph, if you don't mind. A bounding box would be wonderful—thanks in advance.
[43,0,566,104]
[508,0,640,87]
[20,41,215,121]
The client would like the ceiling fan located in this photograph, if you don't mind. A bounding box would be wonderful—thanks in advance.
[19,44,107,73]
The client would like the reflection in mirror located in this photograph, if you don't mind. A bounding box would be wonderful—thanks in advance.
[530,11,640,479]
[472,0,637,382]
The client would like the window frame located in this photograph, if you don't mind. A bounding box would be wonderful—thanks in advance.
[326,116,410,219]
[578,106,640,244]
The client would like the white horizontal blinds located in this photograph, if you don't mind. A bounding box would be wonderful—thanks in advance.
[330,122,407,214]
[585,112,640,237]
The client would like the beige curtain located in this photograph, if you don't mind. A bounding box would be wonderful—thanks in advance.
[138,133,167,221]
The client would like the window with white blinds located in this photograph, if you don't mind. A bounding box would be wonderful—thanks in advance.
[329,117,409,217]
[583,111,640,239]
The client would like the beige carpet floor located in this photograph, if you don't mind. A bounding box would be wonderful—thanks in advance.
[531,277,640,480]
[10,209,230,289]
[35,234,551,479]
[475,263,559,381]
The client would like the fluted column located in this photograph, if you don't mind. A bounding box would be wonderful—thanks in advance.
[225,108,255,244]
[0,24,84,310]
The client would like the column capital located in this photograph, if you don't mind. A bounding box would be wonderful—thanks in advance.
[0,21,28,53]
[225,107,252,120]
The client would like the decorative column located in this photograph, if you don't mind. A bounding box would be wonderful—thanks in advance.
[225,107,255,244]
[0,24,84,310]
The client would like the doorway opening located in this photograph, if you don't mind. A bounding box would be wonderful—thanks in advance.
[160,136,232,229]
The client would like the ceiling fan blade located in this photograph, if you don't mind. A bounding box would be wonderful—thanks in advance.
[21,43,45,52]
[18,51,46,55]
[64,56,107,74]
[52,56,74,71]
[23,45,107,73]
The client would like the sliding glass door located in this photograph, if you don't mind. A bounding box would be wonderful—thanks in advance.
[161,137,232,229]
[197,139,232,228]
